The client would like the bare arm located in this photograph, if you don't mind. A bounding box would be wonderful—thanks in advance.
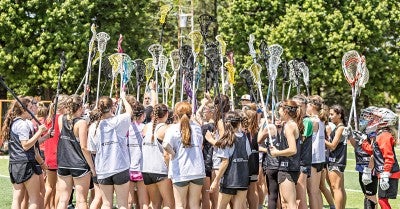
[325,126,345,150]
[76,120,96,175]
[210,158,229,192]
[21,124,47,151]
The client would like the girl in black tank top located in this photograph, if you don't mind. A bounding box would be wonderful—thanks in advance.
[269,100,303,209]
[326,105,347,209]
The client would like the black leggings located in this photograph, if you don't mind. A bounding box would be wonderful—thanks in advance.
[265,169,279,209]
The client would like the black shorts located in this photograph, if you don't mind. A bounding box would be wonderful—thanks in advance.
[98,170,130,185]
[9,162,42,184]
[277,171,300,185]
[378,178,398,199]
[58,168,90,178]
[205,170,212,178]
[327,165,346,173]
[312,163,324,172]
[358,172,378,196]
[174,178,204,187]
[220,186,247,195]
[92,175,99,184]
[142,172,168,185]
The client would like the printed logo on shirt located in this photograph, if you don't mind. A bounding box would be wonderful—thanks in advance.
[232,158,248,163]
[280,161,289,167]
[329,157,336,162]
[378,165,384,171]
[363,157,370,161]
[101,141,119,146]
[128,143,140,147]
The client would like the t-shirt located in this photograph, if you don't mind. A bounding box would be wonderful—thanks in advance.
[163,122,206,183]
[141,122,168,174]
[303,117,313,137]
[89,113,131,179]
[128,122,144,172]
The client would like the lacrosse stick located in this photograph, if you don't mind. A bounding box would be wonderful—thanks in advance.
[286,59,300,99]
[248,34,258,63]
[216,35,227,95]
[158,54,168,104]
[95,32,110,108]
[239,69,257,103]
[342,50,362,131]
[179,45,193,101]
[75,25,96,101]
[249,62,273,144]
[133,59,145,101]
[117,54,134,114]
[188,30,203,112]
[163,71,174,106]
[353,55,369,130]
[52,52,67,128]
[268,45,283,123]
[169,49,180,107]
[297,62,310,96]
[148,44,163,97]
[144,58,154,93]
[224,61,235,110]
[0,76,41,125]
[198,14,215,41]
[108,53,123,98]
[159,4,172,44]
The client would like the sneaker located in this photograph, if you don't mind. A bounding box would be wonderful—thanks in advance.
[67,204,75,209]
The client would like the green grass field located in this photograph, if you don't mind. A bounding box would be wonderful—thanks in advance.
[0,148,399,208]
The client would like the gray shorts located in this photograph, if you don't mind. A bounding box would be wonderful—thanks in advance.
[174,178,204,187]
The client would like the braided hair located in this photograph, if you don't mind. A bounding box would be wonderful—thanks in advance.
[215,111,242,149]
[65,95,83,129]
[174,102,192,147]
[1,97,31,141]
[151,104,168,143]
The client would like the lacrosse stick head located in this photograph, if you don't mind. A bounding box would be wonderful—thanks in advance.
[239,69,254,85]
[224,62,235,85]
[268,56,281,80]
[188,30,203,55]
[159,4,172,24]
[249,63,262,84]
[268,44,283,57]
[297,62,309,86]
[248,34,256,59]
[88,24,97,51]
[108,53,124,78]
[163,71,172,90]
[148,44,163,69]
[281,60,289,82]
[158,55,168,76]
[342,50,361,86]
[122,55,134,85]
[198,14,215,39]
[288,60,296,82]
[144,58,154,82]
[96,32,110,54]
[215,35,226,56]
[205,42,220,64]
[258,40,269,62]
[179,45,193,68]
[133,59,145,86]
[169,49,180,72]
[356,55,368,89]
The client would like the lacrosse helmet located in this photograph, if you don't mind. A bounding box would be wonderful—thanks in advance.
[359,106,379,132]
[365,107,398,134]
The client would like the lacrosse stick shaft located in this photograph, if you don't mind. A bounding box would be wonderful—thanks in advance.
[271,80,277,124]
[95,56,103,108]
[257,84,272,144]
[347,87,356,130]
[230,84,234,111]
[180,75,185,102]
[75,76,85,95]
[306,85,310,96]
[137,85,140,102]
[172,72,177,108]
[109,79,115,98]
[0,77,41,125]
[282,82,286,101]
[220,56,226,95]
[192,60,197,114]
[286,82,292,100]
[82,49,94,105]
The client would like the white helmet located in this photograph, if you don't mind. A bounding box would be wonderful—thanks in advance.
[359,106,379,132]
[365,107,398,134]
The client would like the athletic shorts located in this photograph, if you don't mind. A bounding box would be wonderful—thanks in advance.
[129,171,144,182]
[312,163,324,172]
[220,186,247,195]
[142,172,168,185]
[206,170,212,178]
[89,177,94,190]
[250,174,258,182]
[328,165,345,173]
[277,171,300,185]
[359,173,378,196]
[9,162,42,184]
[98,170,130,185]
[58,168,90,178]
[300,165,311,178]
[92,176,99,184]
[378,178,398,199]
[174,178,204,187]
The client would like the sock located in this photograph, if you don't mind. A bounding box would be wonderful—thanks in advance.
[378,198,391,209]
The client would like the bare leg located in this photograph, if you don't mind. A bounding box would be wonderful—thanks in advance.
[296,172,308,209]
[307,166,322,209]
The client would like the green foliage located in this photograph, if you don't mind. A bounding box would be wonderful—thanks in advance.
[218,0,400,109]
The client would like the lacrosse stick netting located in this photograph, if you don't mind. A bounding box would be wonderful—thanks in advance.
[95,32,110,108]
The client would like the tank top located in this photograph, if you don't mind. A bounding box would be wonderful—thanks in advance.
[278,124,301,172]
[263,135,280,171]
[354,138,371,165]
[221,134,250,189]
[311,117,326,164]
[57,115,89,170]
[9,118,36,163]
[201,123,215,172]
[328,124,347,167]
[141,123,168,174]
[246,132,259,176]
[300,117,313,166]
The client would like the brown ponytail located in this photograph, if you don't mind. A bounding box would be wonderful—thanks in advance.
[282,100,304,133]
[1,98,31,141]
[94,96,113,136]
[174,102,192,147]
[215,111,241,149]
[151,104,168,143]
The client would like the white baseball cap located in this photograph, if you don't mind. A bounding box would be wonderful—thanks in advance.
[240,94,251,101]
